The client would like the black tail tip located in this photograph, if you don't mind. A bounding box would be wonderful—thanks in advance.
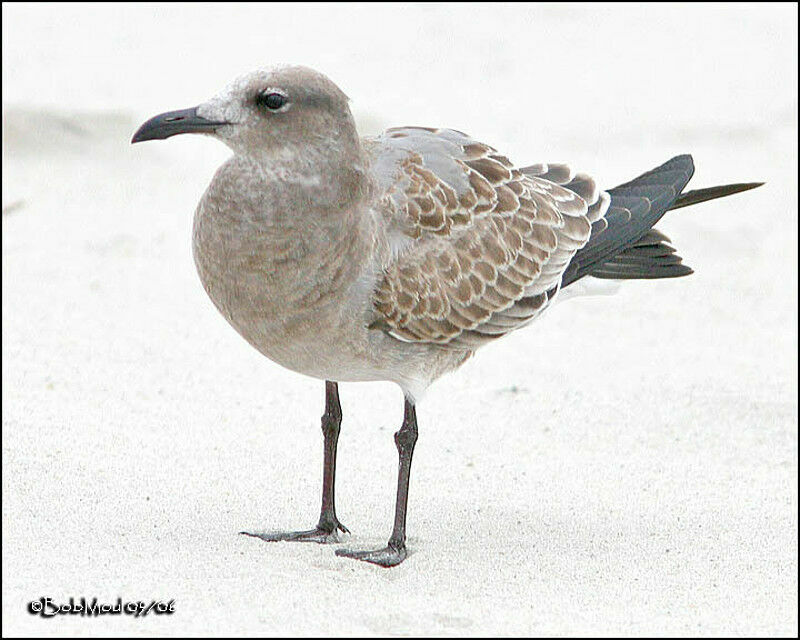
[740,181,765,190]
[670,181,764,211]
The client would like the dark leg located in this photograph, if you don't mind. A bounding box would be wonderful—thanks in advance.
[336,398,418,567]
[241,381,349,544]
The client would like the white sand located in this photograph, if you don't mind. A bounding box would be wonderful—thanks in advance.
[2,3,797,636]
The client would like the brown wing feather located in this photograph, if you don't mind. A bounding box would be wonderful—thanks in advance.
[370,128,599,348]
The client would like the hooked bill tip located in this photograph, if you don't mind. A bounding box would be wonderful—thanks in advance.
[131,107,227,144]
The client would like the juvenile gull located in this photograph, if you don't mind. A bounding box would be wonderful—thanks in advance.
[132,65,762,567]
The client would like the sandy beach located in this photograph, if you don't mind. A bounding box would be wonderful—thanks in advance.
[3,3,797,636]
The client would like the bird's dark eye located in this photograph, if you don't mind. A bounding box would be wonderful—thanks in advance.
[256,91,287,110]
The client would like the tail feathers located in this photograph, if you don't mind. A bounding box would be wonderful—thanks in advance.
[668,182,764,211]
[562,155,694,287]
[562,156,763,287]
[596,182,765,280]
[590,229,693,280]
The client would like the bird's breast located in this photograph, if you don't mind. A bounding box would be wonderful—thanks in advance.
[190,188,383,380]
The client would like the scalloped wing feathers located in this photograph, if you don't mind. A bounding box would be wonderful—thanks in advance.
[369,127,608,348]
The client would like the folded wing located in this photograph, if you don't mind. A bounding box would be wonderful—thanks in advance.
[368,127,605,349]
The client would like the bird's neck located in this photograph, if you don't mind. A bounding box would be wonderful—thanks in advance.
[192,147,377,334]
[238,142,369,228]
[194,147,374,276]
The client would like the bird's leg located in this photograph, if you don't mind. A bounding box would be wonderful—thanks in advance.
[315,380,349,535]
[336,398,418,567]
[241,381,349,544]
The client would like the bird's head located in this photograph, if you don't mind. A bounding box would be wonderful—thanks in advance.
[132,65,358,159]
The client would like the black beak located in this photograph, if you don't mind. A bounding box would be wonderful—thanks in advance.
[131,107,228,143]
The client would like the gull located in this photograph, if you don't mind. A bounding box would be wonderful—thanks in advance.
[132,65,762,567]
